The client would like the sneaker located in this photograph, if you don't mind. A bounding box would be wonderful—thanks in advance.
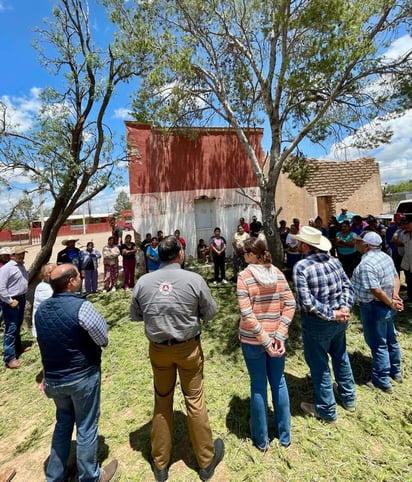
[199,438,225,481]
[150,456,168,482]
[300,402,336,424]
[102,289,108,293]
[6,359,21,369]
[99,459,118,482]
[221,279,228,284]
[212,281,218,285]
[333,383,356,412]
[365,380,393,393]
[111,287,116,292]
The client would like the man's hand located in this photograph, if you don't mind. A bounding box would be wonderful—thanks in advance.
[334,307,350,323]
[391,296,404,312]
[9,300,18,308]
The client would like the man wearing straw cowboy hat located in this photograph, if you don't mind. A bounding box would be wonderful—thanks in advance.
[57,237,81,269]
[292,226,356,422]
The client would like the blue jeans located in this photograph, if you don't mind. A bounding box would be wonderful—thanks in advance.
[301,315,355,421]
[241,343,291,449]
[2,295,25,364]
[84,270,98,294]
[44,369,101,482]
[359,301,401,388]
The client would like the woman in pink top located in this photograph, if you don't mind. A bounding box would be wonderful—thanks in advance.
[237,237,296,450]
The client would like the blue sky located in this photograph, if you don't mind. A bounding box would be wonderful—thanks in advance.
[0,0,131,215]
[1,1,411,216]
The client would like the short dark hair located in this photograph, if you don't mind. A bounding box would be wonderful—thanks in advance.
[50,265,78,293]
[158,235,182,261]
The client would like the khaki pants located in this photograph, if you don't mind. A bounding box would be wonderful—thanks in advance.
[149,338,214,469]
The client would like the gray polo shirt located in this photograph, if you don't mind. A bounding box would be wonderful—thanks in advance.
[130,263,217,343]
[0,260,29,304]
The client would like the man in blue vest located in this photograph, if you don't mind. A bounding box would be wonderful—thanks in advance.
[36,264,117,482]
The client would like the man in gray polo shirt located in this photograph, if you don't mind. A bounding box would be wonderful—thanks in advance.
[130,236,224,482]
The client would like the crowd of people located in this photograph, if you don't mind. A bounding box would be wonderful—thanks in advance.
[280,208,412,291]
[0,208,409,481]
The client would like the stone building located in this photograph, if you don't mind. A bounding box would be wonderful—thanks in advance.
[275,157,383,226]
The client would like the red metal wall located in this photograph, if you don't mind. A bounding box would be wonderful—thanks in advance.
[30,223,110,241]
[0,230,12,242]
[126,123,264,195]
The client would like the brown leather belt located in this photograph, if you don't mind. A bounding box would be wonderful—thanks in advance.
[156,334,200,346]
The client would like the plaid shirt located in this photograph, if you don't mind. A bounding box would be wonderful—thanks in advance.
[78,301,108,347]
[293,252,354,321]
[352,249,397,303]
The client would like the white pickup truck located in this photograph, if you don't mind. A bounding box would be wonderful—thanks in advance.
[395,200,412,215]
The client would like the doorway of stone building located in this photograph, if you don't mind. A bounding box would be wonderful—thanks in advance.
[317,196,333,225]
[194,198,216,246]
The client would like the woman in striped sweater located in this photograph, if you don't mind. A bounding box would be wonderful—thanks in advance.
[237,237,296,450]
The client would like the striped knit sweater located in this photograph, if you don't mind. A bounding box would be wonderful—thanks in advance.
[237,265,296,348]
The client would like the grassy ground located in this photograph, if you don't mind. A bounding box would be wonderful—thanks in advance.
[1,265,411,481]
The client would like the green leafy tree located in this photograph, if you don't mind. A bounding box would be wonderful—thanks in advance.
[113,190,131,217]
[109,0,412,265]
[0,0,151,283]
[6,194,40,231]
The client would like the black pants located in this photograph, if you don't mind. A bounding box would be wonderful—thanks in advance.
[212,253,226,281]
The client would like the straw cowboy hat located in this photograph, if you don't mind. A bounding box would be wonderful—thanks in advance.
[13,246,28,254]
[291,226,332,252]
[61,238,79,246]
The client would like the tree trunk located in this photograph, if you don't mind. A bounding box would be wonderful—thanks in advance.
[260,184,284,268]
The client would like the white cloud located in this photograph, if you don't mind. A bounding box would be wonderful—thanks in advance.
[88,185,130,213]
[382,34,412,62]
[113,107,131,119]
[327,109,412,184]
[1,87,42,133]
[325,35,412,185]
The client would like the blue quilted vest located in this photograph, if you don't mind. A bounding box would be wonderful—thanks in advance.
[36,292,102,379]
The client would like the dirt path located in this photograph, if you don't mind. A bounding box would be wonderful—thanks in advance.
[23,230,114,275]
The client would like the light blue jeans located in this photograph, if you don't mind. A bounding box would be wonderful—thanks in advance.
[301,314,355,421]
[44,369,101,482]
[241,343,291,449]
[359,301,401,388]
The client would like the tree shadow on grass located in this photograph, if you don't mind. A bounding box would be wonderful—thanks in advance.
[129,411,198,472]
[226,372,314,442]
[348,349,373,385]
[42,435,109,481]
